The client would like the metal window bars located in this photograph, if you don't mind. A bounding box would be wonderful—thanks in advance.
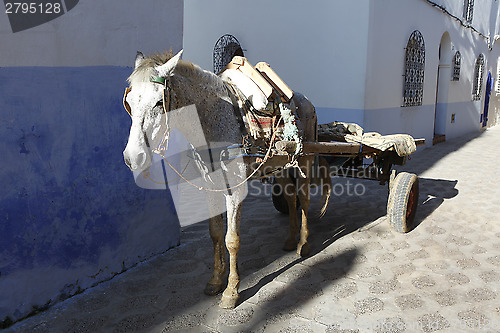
[472,54,485,101]
[403,30,425,107]
[213,34,244,74]
[452,51,461,81]
[463,0,474,24]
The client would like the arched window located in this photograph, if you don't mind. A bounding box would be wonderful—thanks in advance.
[213,34,244,74]
[463,0,474,24]
[403,30,425,107]
[472,54,485,101]
[452,51,461,81]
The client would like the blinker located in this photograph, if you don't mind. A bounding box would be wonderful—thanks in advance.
[122,77,169,118]
[123,87,132,116]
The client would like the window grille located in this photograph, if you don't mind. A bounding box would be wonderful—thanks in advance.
[213,34,244,74]
[452,51,461,81]
[463,0,474,24]
[472,54,485,101]
[403,30,425,107]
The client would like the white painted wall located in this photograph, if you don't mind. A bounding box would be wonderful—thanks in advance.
[429,0,493,37]
[0,0,183,67]
[363,0,494,144]
[184,0,499,144]
[184,0,371,124]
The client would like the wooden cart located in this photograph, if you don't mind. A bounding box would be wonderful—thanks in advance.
[270,131,425,233]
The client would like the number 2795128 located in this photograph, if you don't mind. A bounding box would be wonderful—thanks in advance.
[5,2,62,14]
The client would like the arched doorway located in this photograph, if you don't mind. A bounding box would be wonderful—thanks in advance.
[433,32,452,144]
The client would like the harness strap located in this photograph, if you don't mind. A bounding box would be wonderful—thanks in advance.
[223,81,247,135]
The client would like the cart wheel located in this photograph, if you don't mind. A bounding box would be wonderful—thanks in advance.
[271,181,300,215]
[387,172,419,233]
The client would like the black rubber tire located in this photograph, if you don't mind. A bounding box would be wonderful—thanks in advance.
[271,181,300,215]
[387,172,419,233]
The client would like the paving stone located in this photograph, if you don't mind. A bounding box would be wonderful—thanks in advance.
[392,263,416,276]
[325,324,360,333]
[373,317,407,333]
[112,312,160,333]
[465,287,497,302]
[354,297,384,315]
[376,252,397,263]
[355,266,382,279]
[457,309,490,331]
[424,260,450,272]
[369,277,400,294]
[395,294,424,310]
[406,249,430,260]
[478,270,500,283]
[412,275,437,289]
[159,311,207,332]
[446,272,471,285]
[456,258,481,269]
[434,290,458,307]
[486,255,500,267]
[391,240,411,251]
[416,312,450,332]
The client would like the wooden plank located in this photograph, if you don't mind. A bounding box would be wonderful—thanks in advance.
[223,56,274,99]
[415,138,426,146]
[275,141,362,154]
[255,62,294,103]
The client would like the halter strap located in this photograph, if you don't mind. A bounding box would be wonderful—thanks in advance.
[150,76,166,85]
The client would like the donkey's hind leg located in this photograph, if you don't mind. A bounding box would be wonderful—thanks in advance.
[275,175,299,252]
[296,172,311,257]
[204,194,226,296]
[296,156,313,256]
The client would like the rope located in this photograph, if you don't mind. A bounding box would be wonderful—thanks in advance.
[142,157,190,185]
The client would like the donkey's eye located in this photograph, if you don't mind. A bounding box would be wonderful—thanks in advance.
[154,100,163,108]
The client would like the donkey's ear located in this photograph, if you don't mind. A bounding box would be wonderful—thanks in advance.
[155,49,183,77]
[135,51,145,69]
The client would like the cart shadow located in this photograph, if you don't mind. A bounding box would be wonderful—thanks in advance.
[412,178,459,230]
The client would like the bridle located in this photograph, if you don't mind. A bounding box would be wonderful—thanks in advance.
[122,75,172,117]
[123,75,172,155]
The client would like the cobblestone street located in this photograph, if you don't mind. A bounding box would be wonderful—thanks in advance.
[7,126,500,333]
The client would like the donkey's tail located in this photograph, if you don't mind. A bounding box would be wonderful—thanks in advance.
[318,157,331,218]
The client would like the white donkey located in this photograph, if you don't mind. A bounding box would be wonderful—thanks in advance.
[123,50,330,308]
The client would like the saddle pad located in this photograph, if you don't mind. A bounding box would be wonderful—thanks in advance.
[244,111,284,140]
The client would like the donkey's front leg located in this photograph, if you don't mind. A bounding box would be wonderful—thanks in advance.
[220,193,242,309]
[204,194,226,296]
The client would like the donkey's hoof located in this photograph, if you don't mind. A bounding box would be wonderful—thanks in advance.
[204,283,223,296]
[283,238,297,251]
[219,295,239,309]
[297,242,310,257]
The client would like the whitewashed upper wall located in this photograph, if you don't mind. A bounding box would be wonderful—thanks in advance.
[184,0,371,111]
[422,0,498,39]
[0,0,183,67]
[364,0,493,110]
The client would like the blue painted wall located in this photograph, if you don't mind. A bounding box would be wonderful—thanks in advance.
[0,67,180,321]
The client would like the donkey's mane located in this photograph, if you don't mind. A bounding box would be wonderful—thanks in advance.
[127,50,221,87]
